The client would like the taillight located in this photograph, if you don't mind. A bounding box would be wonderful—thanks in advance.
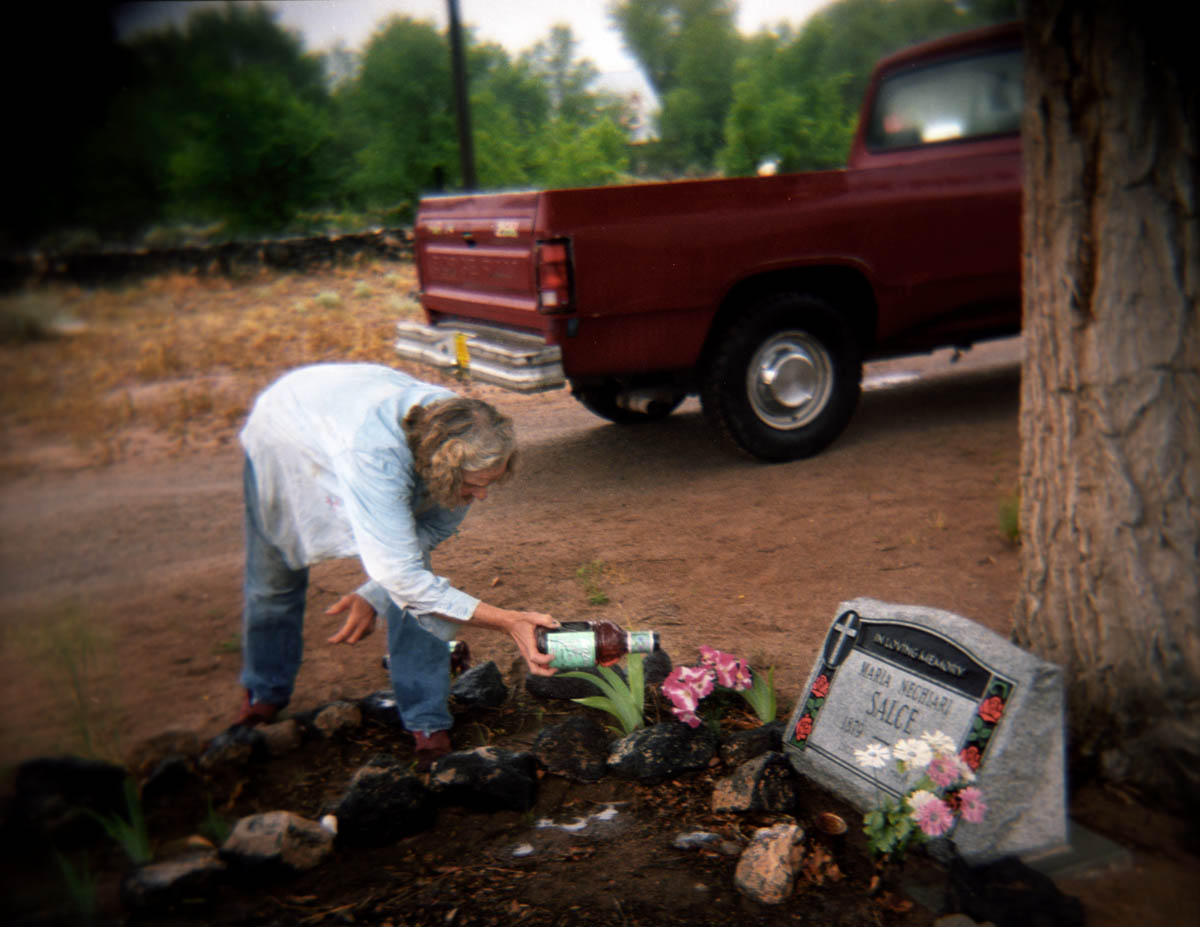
[536,238,573,313]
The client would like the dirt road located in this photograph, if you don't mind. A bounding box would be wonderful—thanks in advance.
[0,338,1022,765]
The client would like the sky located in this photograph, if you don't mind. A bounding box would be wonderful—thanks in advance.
[113,1,835,99]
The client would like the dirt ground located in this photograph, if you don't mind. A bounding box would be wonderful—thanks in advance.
[0,323,1195,925]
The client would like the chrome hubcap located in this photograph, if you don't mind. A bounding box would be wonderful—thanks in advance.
[746,331,834,429]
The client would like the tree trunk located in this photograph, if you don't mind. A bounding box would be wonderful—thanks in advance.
[1017,1,1199,810]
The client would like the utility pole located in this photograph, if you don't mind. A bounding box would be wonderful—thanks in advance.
[446,0,477,189]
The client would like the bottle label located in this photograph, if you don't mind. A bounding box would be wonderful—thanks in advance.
[628,631,656,653]
[545,631,597,669]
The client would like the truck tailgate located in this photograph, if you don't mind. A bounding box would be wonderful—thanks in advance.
[415,192,546,332]
[402,192,564,391]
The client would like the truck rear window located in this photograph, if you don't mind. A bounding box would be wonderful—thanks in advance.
[865,47,1022,151]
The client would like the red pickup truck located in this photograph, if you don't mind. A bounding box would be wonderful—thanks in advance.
[396,22,1022,461]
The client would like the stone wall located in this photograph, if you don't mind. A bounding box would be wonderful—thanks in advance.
[1,228,414,289]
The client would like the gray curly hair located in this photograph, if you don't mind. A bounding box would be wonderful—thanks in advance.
[403,396,516,508]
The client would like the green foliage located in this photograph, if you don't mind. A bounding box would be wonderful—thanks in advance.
[863,800,918,858]
[740,665,778,723]
[575,560,610,605]
[614,0,743,174]
[13,0,1019,245]
[719,0,1018,175]
[200,795,233,845]
[54,853,99,921]
[339,17,458,215]
[167,67,335,234]
[84,777,153,865]
[564,653,647,734]
[20,604,124,762]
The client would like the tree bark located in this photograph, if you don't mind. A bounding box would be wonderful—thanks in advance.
[1017,1,1199,810]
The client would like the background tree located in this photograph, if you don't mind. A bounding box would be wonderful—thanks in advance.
[612,0,743,174]
[338,17,458,221]
[1016,0,1199,811]
[719,0,1019,176]
[517,25,635,187]
[133,5,335,236]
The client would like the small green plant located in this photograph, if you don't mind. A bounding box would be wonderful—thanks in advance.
[212,633,241,655]
[22,603,124,761]
[313,290,342,309]
[352,280,374,299]
[199,794,233,845]
[740,665,778,723]
[84,776,153,865]
[563,652,646,734]
[54,852,99,921]
[999,489,1020,544]
[575,560,610,605]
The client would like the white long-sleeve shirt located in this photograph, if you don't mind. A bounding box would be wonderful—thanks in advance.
[239,364,481,637]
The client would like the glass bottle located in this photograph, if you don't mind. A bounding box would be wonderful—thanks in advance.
[535,620,660,669]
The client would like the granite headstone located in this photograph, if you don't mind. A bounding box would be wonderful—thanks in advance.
[784,597,1067,863]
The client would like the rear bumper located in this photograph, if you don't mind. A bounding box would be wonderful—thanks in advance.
[394,320,565,393]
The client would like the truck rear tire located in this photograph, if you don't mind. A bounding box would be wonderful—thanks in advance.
[701,292,861,461]
[573,386,685,424]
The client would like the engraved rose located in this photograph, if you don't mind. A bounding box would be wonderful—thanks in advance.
[978,696,1005,724]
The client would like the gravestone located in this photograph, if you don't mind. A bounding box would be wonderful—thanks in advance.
[784,597,1067,864]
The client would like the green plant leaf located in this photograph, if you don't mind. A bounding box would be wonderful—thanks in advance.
[572,695,620,712]
[563,665,644,735]
[627,652,645,716]
[561,670,621,702]
[82,777,153,865]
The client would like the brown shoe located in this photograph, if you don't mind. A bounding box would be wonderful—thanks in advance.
[413,730,452,771]
[233,690,281,728]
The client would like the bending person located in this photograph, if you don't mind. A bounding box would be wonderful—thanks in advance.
[233,363,556,768]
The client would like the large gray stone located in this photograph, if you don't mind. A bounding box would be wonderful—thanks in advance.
[120,849,227,911]
[532,714,611,781]
[450,660,509,708]
[733,823,804,904]
[427,746,539,811]
[607,722,719,779]
[711,752,798,814]
[330,756,436,846]
[313,700,362,738]
[221,810,334,871]
[9,756,130,848]
[783,597,1068,864]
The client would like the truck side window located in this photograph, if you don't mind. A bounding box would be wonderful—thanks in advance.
[866,48,1022,151]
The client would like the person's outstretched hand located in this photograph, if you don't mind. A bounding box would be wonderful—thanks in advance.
[326,593,377,644]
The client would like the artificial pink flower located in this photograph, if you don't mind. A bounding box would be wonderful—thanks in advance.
[662,665,715,715]
[911,795,955,837]
[927,754,961,788]
[956,786,987,823]
[959,745,982,771]
[672,707,703,728]
[677,664,716,698]
[699,646,752,690]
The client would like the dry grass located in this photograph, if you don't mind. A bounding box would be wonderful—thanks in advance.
[0,261,426,475]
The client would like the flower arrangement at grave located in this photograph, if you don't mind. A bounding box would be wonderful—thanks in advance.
[853,730,987,859]
[661,646,777,727]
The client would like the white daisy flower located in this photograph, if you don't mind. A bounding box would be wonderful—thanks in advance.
[921,730,957,756]
[853,742,892,770]
[891,738,933,769]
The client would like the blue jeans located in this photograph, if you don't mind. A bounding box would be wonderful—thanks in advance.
[240,458,453,732]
